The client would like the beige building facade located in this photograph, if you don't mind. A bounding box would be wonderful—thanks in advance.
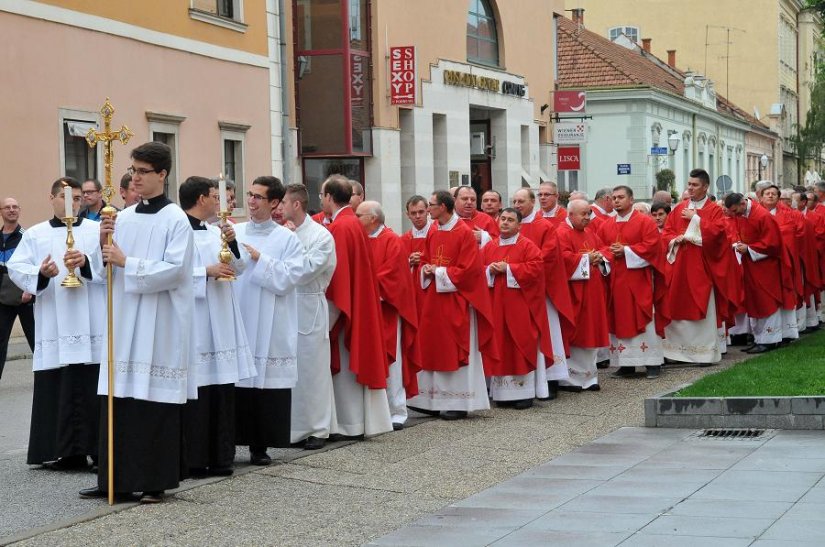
[284,0,563,230]
[0,0,282,222]
[565,0,823,186]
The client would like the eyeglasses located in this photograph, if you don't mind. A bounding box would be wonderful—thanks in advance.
[537,192,557,197]
[127,166,158,176]
[82,190,100,195]
[427,202,441,208]
[1,205,19,210]
[247,191,268,201]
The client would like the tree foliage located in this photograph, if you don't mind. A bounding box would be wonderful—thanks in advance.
[655,168,675,192]
[806,0,825,24]
[792,60,825,175]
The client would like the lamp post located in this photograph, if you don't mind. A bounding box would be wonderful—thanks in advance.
[758,153,769,180]
[668,132,681,154]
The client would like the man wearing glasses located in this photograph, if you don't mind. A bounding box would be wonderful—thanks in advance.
[79,179,118,221]
[538,181,567,227]
[81,141,194,504]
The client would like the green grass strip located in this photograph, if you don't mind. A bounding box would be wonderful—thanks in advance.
[674,330,825,397]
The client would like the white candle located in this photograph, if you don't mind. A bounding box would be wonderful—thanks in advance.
[218,175,228,212]
[63,185,73,219]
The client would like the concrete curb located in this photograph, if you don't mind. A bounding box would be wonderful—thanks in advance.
[645,387,825,430]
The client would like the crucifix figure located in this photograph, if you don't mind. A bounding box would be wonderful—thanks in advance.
[85,98,132,506]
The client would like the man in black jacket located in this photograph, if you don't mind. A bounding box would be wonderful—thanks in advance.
[0,197,34,379]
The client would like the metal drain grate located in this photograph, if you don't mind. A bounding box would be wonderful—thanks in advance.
[700,428,765,439]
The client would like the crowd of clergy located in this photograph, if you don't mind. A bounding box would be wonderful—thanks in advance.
[10,138,825,503]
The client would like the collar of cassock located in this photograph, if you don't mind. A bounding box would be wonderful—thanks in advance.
[49,216,83,228]
[615,210,633,223]
[500,233,518,246]
[136,194,173,214]
[522,210,537,223]
[186,214,207,231]
[247,218,275,233]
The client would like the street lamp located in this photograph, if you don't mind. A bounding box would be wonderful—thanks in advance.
[668,133,681,153]
[758,154,769,180]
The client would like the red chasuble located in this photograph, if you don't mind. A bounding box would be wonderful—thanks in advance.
[519,215,576,353]
[597,212,665,339]
[724,216,747,319]
[773,205,804,309]
[325,207,388,389]
[802,210,823,299]
[730,200,784,319]
[418,218,498,372]
[556,223,610,348]
[369,227,422,398]
[481,235,553,377]
[662,198,739,327]
[311,211,330,226]
[400,228,429,310]
[461,210,500,238]
[811,205,825,287]
[543,207,568,228]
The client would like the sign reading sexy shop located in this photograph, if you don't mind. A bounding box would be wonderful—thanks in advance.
[390,46,416,105]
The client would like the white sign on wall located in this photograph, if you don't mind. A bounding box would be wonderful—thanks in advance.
[554,122,587,144]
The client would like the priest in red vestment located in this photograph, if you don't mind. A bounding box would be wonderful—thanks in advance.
[356,201,421,430]
[538,181,567,227]
[597,186,665,380]
[661,169,738,364]
[555,200,610,391]
[400,195,432,310]
[322,175,392,438]
[455,185,499,247]
[406,190,497,420]
[512,188,574,399]
[798,193,823,329]
[725,192,784,353]
[481,208,552,409]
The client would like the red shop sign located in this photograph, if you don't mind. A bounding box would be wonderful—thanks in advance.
[390,46,416,105]
[554,90,586,113]
[557,146,580,171]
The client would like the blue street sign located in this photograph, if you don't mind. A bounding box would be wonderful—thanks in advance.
[617,163,631,175]
[651,146,668,155]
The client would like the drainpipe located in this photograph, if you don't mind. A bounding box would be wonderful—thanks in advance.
[278,0,293,183]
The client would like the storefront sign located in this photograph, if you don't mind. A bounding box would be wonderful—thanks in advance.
[390,46,416,105]
[443,70,500,92]
[351,54,366,107]
[554,122,587,144]
[554,90,586,113]
[501,81,526,97]
[557,146,580,171]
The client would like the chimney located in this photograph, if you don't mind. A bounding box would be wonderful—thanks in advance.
[667,50,676,68]
[642,38,651,53]
[571,8,584,26]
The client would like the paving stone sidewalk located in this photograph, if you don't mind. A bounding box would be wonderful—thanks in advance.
[7,354,751,546]
[374,427,825,546]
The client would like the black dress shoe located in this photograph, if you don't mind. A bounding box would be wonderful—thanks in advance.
[596,360,610,369]
[611,367,636,378]
[557,384,583,393]
[585,384,601,392]
[328,433,364,442]
[44,455,89,470]
[140,491,163,504]
[742,343,757,352]
[745,344,771,354]
[304,436,326,450]
[392,422,404,431]
[495,400,515,408]
[645,366,662,379]
[250,451,272,466]
[511,399,534,409]
[79,487,108,499]
[440,410,468,420]
[407,406,440,417]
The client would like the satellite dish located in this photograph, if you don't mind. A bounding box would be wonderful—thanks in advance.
[716,175,733,194]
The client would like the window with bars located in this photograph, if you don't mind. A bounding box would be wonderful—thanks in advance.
[467,0,499,67]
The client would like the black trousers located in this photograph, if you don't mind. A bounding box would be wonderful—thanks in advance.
[235,387,291,450]
[184,384,235,470]
[0,301,34,379]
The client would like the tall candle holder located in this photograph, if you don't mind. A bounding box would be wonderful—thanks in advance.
[217,210,235,282]
[61,217,83,288]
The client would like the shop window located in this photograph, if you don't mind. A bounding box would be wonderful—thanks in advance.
[220,124,248,214]
[467,0,499,67]
[303,157,363,213]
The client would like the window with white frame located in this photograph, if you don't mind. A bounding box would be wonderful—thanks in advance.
[220,123,249,216]
[59,109,100,183]
[190,0,246,31]
[147,113,184,202]
[609,26,639,43]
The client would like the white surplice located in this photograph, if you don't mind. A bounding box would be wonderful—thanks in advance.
[289,217,338,443]
[234,219,304,389]
[97,202,195,404]
[190,225,255,387]
[8,218,105,371]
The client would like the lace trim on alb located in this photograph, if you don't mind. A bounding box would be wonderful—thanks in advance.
[35,334,103,351]
[253,356,296,369]
[197,347,249,365]
[115,361,187,379]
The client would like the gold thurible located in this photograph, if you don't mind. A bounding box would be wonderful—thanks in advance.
[217,210,236,282]
[60,217,83,288]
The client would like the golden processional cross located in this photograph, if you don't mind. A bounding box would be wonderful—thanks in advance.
[85,98,133,506]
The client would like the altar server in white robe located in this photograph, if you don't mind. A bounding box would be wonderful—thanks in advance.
[81,142,194,504]
[281,184,337,450]
[179,177,255,476]
[9,177,105,470]
[234,176,304,465]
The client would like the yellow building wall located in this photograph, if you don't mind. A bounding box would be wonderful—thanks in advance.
[371,0,561,138]
[564,0,782,121]
[36,0,268,55]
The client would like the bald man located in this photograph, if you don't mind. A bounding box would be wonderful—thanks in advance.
[349,181,364,209]
[0,197,34,380]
